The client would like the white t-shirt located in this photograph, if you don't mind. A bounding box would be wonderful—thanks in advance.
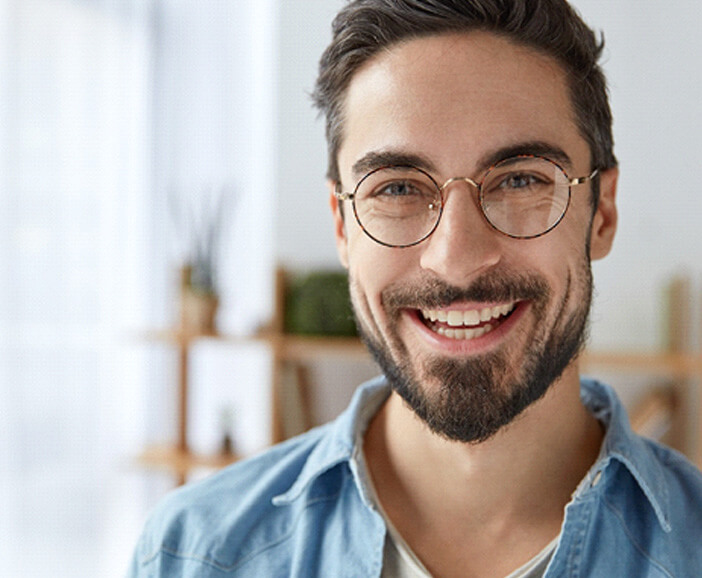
[381,520,558,578]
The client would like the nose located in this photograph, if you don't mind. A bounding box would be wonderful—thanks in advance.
[419,179,502,285]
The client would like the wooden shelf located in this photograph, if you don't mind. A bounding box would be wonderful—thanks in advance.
[142,329,369,361]
[270,334,368,361]
[137,445,240,479]
[141,328,244,344]
[582,350,702,378]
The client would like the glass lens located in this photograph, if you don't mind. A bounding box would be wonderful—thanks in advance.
[480,157,570,238]
[354,166,442,247]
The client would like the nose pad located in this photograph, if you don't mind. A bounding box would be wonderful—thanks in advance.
[419,178,501,283]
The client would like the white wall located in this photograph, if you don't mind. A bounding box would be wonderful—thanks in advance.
[274,0,346,270]
[571,0,702,351]
[274,1,702,352]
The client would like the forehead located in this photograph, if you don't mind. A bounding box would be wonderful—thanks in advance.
[338,32,589,178]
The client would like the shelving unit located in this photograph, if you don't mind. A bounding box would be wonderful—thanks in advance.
[582,351,701,464]
[584,275,701,465]
[137,329,241,486]
[137,326,369,486]
[137,273,702,485]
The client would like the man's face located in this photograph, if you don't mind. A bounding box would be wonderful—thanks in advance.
[330,32,617,442]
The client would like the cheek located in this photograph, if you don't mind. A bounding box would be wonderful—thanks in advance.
[507,222,590,305]
[539,235,592,318]
[529,199,593,279]
[346,234,416,315]
[563,195,597,251]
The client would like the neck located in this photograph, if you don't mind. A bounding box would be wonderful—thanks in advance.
[363,363,603,574]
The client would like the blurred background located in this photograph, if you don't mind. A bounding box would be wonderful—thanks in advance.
[1,0,701,576]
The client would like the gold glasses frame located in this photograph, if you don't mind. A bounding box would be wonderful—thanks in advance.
[335,154,599,248]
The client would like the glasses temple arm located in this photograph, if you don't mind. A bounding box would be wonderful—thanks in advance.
[570,168,599,186]
[334,190,354,201]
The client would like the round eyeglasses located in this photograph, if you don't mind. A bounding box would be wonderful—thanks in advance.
[334,155,598,248]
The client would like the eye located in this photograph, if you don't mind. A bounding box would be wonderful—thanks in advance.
[498,172,546,190]
[373,180,427,198]
[483,167,554,197]
[355,166,441,210]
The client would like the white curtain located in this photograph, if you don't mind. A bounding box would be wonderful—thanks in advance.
[0,0,278,575]
[0,0,156,575]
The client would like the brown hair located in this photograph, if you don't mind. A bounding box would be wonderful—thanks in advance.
[312,0,616,197]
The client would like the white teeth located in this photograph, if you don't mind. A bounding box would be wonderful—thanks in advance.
[497,304,513,316]
[479,308,493,322]
[422,303,515,331]
[464,309,480,326]
[436,324,494,340]
[447,310,463,326]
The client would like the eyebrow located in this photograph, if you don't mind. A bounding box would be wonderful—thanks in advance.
[350,141,575,181]
[478,142,574,172]
[351,151,437,179]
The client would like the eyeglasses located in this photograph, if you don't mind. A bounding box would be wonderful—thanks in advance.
[334,155,598,248]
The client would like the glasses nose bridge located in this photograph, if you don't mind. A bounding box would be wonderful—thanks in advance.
[437,176,482,212]
[433,174,486,234]
[439,175,481,196]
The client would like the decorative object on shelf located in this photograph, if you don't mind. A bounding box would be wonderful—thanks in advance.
[284,270,357,336]
[180,264,219,334]
[169,184,235,335]
[218,405,237,457]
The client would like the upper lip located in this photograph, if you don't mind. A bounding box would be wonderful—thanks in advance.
[420,303,516,327]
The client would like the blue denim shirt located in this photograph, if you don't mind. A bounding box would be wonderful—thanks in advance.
[129,378,702,577]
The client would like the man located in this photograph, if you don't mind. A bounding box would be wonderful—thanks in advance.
[130,1,702,576]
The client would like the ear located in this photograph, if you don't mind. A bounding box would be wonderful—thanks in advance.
[589,166,618,261]
[328,180,349,268]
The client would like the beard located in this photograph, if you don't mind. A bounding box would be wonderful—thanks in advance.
[352,262,592,443]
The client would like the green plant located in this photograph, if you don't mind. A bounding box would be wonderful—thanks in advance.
[284,270,357,336]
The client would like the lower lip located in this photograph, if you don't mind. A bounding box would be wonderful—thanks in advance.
[404,302,529,355]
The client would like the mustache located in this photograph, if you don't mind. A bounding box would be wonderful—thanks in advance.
[382,271,551,312]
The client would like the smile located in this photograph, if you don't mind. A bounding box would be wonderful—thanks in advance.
[419,303,516,340]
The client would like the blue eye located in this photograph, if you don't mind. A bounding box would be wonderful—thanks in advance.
[484,169,553,197]
[375,181,424,197]
[501,173,541,189]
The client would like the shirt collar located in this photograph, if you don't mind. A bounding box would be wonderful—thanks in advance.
[274,376,672,533]
[272,376,390,506]
[579,378,671,532]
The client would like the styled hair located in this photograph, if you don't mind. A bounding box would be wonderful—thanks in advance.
[312,0,616,193]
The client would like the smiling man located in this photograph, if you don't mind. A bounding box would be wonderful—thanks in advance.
[130,2,702,577]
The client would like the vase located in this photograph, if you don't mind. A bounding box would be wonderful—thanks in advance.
[180,288,219,335]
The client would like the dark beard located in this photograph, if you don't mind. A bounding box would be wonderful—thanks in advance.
[354,266,592,443]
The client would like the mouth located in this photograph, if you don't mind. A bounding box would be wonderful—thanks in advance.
[418,303,517,340]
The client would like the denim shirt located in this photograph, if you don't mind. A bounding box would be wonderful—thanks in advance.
[129,378,702,577]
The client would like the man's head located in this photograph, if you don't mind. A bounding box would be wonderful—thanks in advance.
[315,1,618,443]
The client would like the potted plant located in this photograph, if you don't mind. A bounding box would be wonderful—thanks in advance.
[170,185,234,335]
